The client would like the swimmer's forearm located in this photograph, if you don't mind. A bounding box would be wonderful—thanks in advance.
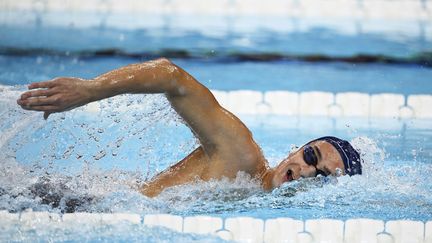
[89,58,184,101]
[19,57,223,130]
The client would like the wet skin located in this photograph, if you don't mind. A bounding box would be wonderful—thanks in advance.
[268,140,345,189]
[17,58,345,197]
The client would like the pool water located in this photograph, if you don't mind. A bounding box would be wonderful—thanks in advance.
[2,56,432,95]
[1,23,432,241]
[1,84,431,219]
[0,216,227,243]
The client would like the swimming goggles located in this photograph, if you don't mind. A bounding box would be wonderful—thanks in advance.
[303,145,326,176]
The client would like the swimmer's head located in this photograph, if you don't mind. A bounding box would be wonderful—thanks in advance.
[309,136,362,176]
[265,136,362,189]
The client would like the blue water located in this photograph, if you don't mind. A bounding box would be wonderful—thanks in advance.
[1,21,432,242]
[1,56,432,95]
[1,23,430,57]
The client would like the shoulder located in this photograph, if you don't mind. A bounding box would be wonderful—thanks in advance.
[214,129,266,171]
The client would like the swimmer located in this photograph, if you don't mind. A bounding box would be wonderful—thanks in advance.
[17,58,362,197]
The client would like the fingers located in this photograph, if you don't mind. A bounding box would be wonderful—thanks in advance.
[17,96,57,107]
[20,88,56,100]
[21,105,58,112]
[28,80,56,89]
[18,79,64,119]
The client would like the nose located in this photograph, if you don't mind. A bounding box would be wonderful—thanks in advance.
[281,151,318,180]
[298,163,319,178]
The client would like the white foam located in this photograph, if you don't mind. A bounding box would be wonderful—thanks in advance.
[0,210,19,223]
[0,113,39,149]
[20,211,61,225]
[350,136,386,175]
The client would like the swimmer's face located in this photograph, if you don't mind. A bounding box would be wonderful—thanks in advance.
[271,140,345,188]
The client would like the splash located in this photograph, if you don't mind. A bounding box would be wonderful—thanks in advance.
[154,172,263,215]
[351,136,386,175]
[0,84,197,214]
[0,84,431,221]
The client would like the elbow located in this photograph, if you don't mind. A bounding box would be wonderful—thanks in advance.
[156,57,178,75]
[155,58,192,96]
[155,57,182,81]
[156,57,173,65]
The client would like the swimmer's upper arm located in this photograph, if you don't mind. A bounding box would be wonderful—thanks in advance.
[165,60,255,157]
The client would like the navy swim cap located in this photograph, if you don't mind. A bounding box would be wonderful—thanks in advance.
[309,136,362,176]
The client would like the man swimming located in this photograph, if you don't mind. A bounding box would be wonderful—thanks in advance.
[17,58,362,197]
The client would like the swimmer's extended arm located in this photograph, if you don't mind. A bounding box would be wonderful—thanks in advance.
[17,58,258,157]
[18,58,263,197]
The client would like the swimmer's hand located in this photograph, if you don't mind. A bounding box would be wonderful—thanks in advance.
[17,77,93,120]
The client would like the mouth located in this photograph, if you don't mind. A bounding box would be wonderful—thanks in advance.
[285,169,294,182]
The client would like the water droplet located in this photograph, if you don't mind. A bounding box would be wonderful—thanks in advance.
[93,150,106,160]
[335,168,343,177]
[119,33,125,41]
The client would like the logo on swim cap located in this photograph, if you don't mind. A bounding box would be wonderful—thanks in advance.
[309,136,362,176]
